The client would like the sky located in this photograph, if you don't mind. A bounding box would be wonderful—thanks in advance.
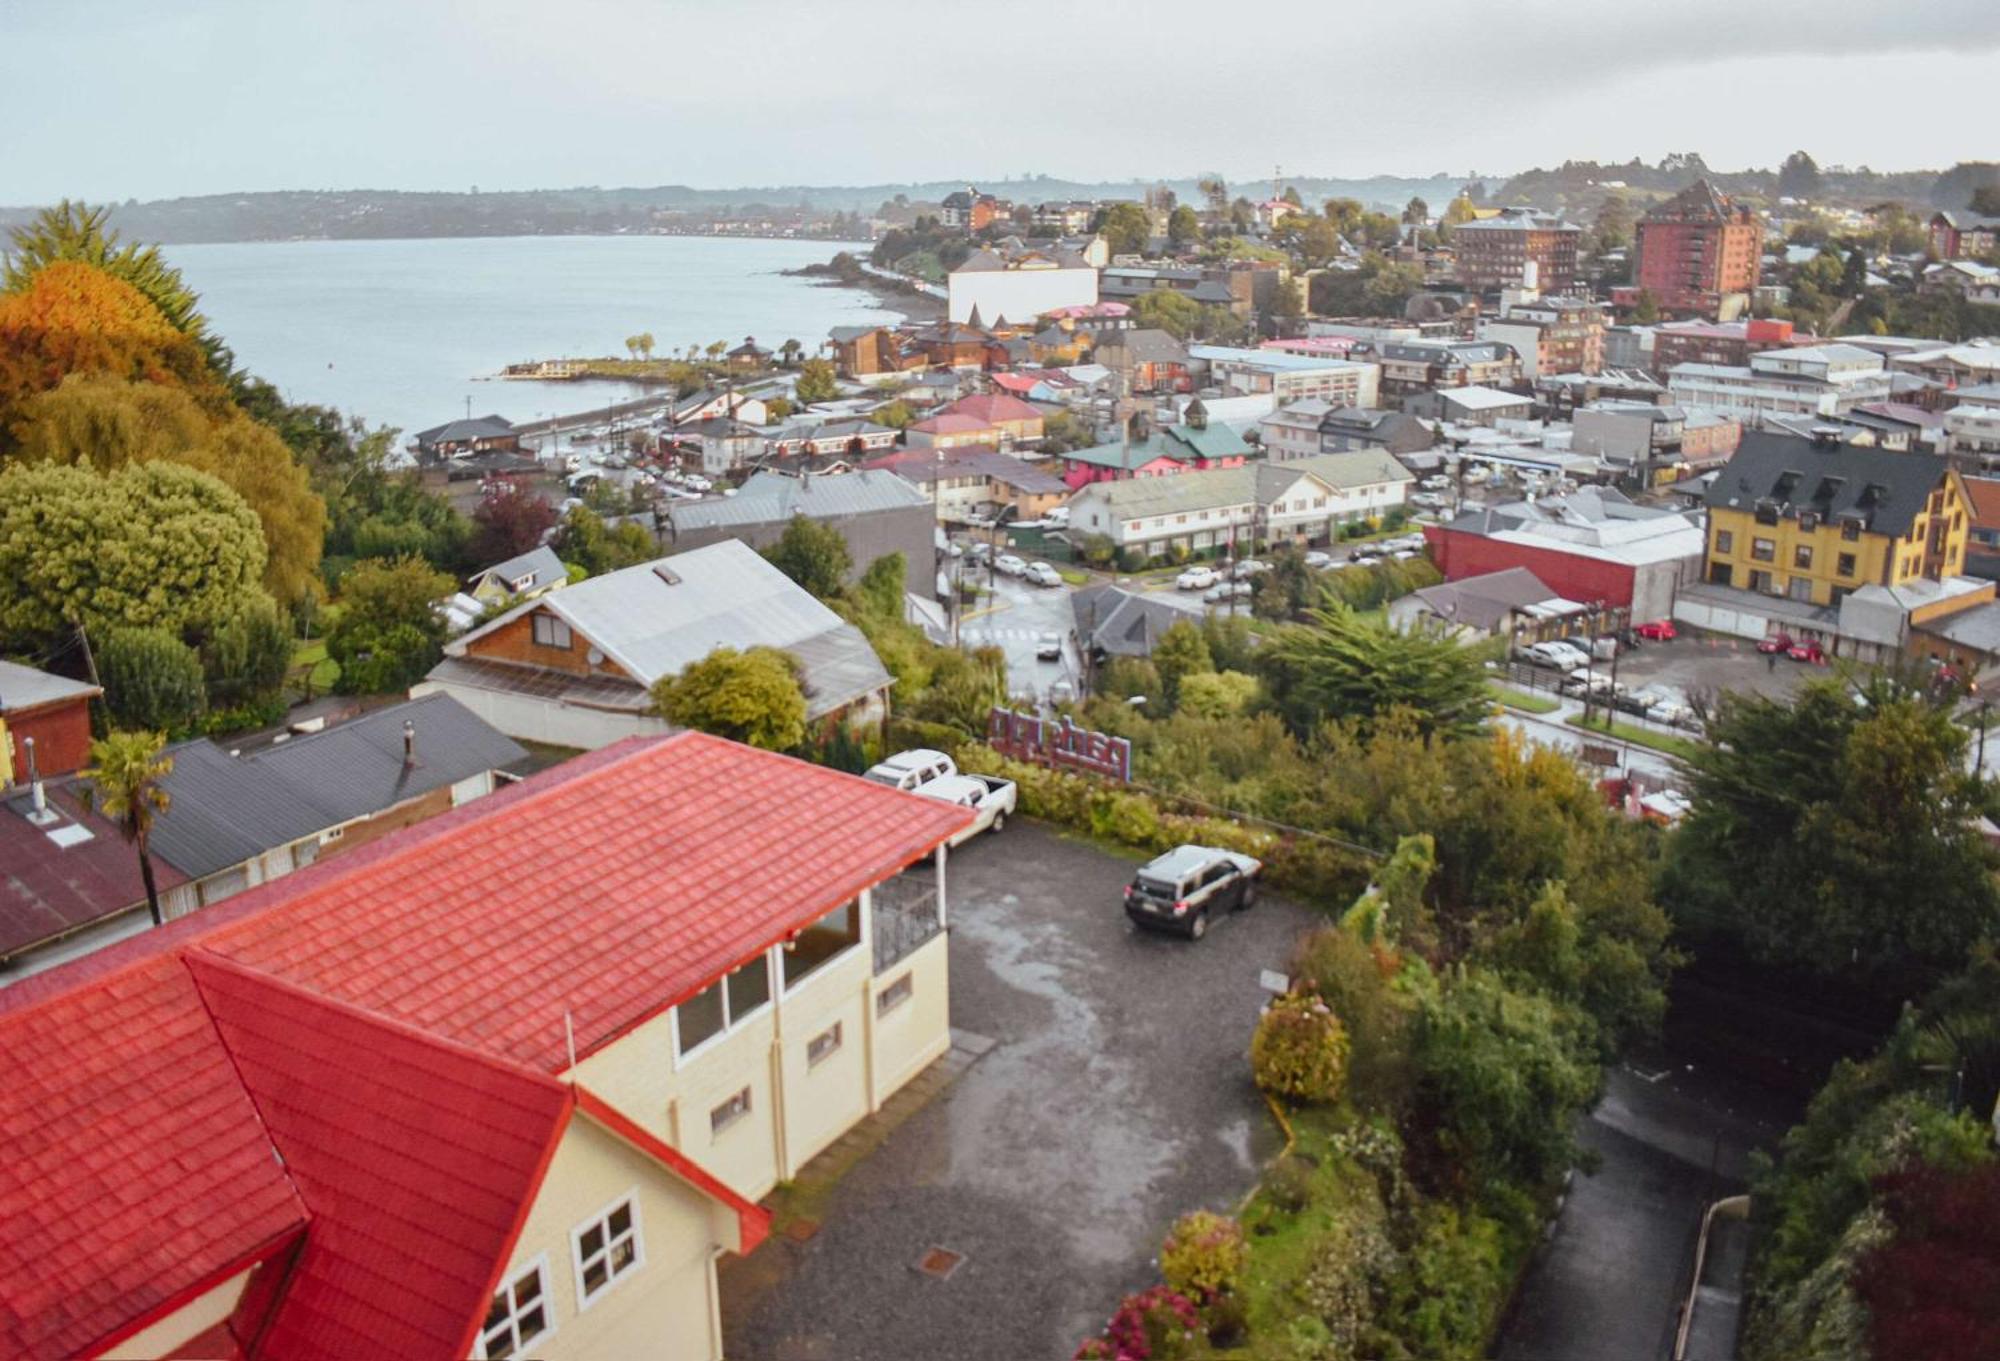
[4,0,1998,204]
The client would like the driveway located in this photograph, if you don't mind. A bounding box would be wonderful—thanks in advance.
[722,823,1316,1361]
[954,569,1082,706]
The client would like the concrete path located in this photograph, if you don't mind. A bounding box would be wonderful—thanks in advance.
[720,824,1314,1361]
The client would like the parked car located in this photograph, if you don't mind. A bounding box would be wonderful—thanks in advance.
[1026,562,1063,587]
[1303,550,1334,570]
[1042,507,1071,528]
[1391,548,1421,561]
[1036,632,1064,661]
[1755,632,1794,655]
[1203,580,1253,603]
[914,774,1017,846]
[1122,844,1263,941]
[863,748,959,792]
[1176,566,1220,591]
[1788,639,1827,664]
[1524,640,1591,670]
[967,541,993,562]
[1420,475,1452,490]
[1232,558,1269,580]
[995,554,1028,577]
[1588,636,1620,661]
[1629,685,1698,728]
[1410,492,1447,509]
[1634,619,1678,642]
[1049,678,1076,706]
[1560,668,1623,701]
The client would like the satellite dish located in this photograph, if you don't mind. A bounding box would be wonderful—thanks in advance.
[586,647,604,665]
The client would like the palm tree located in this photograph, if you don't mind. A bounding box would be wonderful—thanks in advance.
[81,730,175,928]
[779,338,803,368]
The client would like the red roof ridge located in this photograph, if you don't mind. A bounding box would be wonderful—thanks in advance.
[0,734,682,1018]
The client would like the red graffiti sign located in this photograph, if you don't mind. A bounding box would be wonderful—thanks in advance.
[987,707,1133,783]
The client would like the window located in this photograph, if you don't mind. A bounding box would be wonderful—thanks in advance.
[480,1260,551,1358]
[1748,570,1774,594]
[1793,545,1813,570]
[572,1196,642,1306]
[1750,538,1776,563]
[784,900,860,990]
[531,613,572,649]
[1841,519,1861,542]
[878,972,914,1016]
[807,1022,843,1068]
[710,1086,753,1136]
[1837,552,1857,577]
[675,954,771,1060]
[1713,529,1734,554]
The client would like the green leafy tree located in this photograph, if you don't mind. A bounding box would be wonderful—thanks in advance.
[201,597,294,709]
[1150,618,1213,711]
[1289,217,1345,269]
[854,551,905,618]
[100,627,206,733]
[80,730,175,926]
[468,479,557,567]
[553,505,654,577]
[0,460,268,649]
[1440,195,1479,232]
[1258,606,1489,738]
[1177,669,1259,719]
[1129,289,1206,339]
[1098,202,1152,257]
[636,331,655,361]
[778,338,803,368]
[1661,680,2000,987]
[1778,150,1825,201]
[872,398,915,429]
[1166,205,1202,248]
[1403,196,1430,224]
[1591,193,1635,253]
[793,357,839,404]
[1630,288,1661,324]
[326,555,454,694]
[651,645,807,750]
[1251,991,1350,1103]
[763,514,851,598]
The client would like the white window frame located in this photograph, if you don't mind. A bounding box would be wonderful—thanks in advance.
[673,952,775,1068]
[531,612,573,649]
[710,1085,754,1136]
[780,901,864,1000]
[475,1255,555,1359]
[570,1190,645,1312]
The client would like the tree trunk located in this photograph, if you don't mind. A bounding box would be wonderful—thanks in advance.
[137,837,163,928]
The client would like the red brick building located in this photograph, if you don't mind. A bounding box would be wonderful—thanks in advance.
[1651,317,1812,372]
[0,661,98,784]
[1451,207,1582,293]
[1928,211,2000,261]
[1633,181,1764,319]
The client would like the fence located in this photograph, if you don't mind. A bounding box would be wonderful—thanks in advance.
[871,872,942,972]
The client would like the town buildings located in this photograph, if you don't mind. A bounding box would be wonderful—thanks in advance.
[763,418,901,461]
[1927,210,2000,260]
[1424,488,1706,622]
[1632,181,1764,319]
[870,447,1070,524]
[1571,400,1741,487]
[0,732,970,1361]
[412,414,522,461]
[1667,344,1892,419]
[1348,339,1523,397]
[1189,345,1381,407]
[1093,328,1195,394]
[0,660,98,785]
[1651,317,1814,371]
[663,470,936,596]
[1449,207,1582,293]
[422,540,891,749]
[1700,430,1970,603]
[1061,411,1252,488]
[946,244,1098,325]
[1478,296,1606,378]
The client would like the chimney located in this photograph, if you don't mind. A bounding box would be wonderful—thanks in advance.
[402,719,416,767]
[24,736,54,826]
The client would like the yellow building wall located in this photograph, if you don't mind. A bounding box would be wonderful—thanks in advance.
[870,934,953,1106]
[493,1116,726,1361]
[101,1267,251,1359]
[1705,480,1970,606]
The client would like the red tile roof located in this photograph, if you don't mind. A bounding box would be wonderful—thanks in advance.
[185,951,573,1361]
[0,956,307,1361]
[0,733,967,1357]
[1963,475,2000,529]
[943,392,1043,424]
[908,412,994,435]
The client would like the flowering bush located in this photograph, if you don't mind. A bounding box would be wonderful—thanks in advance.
[1075,1286,1205,1360]
[1160,1210,1247,1301]
[1251,993,1350,1103]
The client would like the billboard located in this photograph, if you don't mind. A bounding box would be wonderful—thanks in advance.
[986,707,1132,783]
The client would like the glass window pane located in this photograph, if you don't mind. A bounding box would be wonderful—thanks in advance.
[609,1204,632,1238]
[485,1297,508,1331]
[584,1259,607,1295]
[581,1224,604,1258]
[677,981,725,1055]
[784,901,861,988]
[611,1238,636,1273]
[728,955,770,1019]
[517,1270,540,1304]
[489,1331,516,1360]
[519,1306,545,1342]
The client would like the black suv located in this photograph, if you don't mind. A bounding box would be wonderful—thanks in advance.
[1122,845,1262,940]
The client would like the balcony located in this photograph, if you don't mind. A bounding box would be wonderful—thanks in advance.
[872,871,943,972]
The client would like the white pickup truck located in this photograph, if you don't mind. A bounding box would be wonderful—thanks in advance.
[913,773,1018,846]
[863,748,958,792]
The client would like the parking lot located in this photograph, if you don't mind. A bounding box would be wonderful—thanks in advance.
[1601,628,1821,705]
[721,824,1316,1361]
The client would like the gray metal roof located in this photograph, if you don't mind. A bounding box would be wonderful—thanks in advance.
[0,660,99,714]
[671,470,928,533]
[472,544,567,592]
[145,694,525,879]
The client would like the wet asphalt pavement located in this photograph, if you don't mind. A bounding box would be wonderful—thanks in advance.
[722,823,1315,1361]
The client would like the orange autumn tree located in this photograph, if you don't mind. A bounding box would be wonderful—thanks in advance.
[0,260,224,430]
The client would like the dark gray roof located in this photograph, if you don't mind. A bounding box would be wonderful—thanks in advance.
[1703,430,1950,531]
[145,694,526,880]
[414,415,515,446]
[1071,585,1198,659]
[1406,568,1558,631]
[472,545,567,592]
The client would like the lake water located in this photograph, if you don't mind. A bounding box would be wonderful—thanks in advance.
[164,235,890,443]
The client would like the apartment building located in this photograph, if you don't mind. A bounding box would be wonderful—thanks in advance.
[1478,296,1606,378]
[1188,345,1381,407]
[1349,339,1523,397]
[1449,207,1582,293]
[1633,180,1763,318]
[1668,344,1891,420]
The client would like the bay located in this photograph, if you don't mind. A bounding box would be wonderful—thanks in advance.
[163,235,890,444]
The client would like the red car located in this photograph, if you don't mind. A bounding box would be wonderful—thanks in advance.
[1756,632,1794,655]
[1634,620,1678,641]
[1787,639,1826,664]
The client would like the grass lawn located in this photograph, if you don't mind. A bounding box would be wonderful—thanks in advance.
[1487,683,1561,715]
[1564,712,1703,762]
[289,639,339,696]
[1057,566,1091,587]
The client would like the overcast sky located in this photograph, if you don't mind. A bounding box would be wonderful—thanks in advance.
[4,0,1997,203]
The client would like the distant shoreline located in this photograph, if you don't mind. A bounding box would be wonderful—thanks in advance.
[786,256,943,322]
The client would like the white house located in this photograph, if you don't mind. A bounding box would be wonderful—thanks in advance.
[947,246,1098,326]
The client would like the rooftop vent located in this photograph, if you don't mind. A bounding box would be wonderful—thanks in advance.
[1809,425,1844,448]
[652,564,682,587]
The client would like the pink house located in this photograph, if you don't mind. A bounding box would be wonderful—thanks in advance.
[1059,412,1252,490]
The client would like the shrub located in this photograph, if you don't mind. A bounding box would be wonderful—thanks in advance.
[1264,1156,1316,1214]
[101,627,205,733]
[1092,790,1161,846]
[1292,927,1416,1112]
[1251,993,1350,1103]
[1160,1210,1247,1302]
[1119,546,1149,573]
[1095,1287,1205,1361]
[201,597,292,708]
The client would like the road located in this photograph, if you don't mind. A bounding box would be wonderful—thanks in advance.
[1493,699,1688,785]
[952,567,1085,706]
[721,823,1315,1361]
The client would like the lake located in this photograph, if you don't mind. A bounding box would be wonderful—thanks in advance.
[163,235,892,443]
